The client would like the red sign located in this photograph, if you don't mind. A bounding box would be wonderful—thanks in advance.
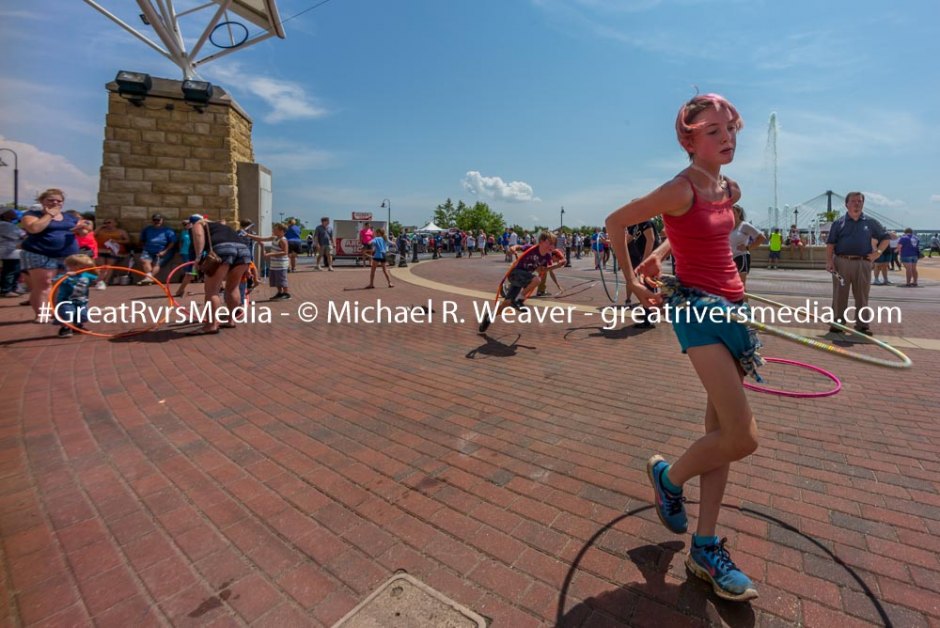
[351,212,373,221]
[336,238,361,256]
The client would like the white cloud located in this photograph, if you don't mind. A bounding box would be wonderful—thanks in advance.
[863,192,904,208]
[253,139,338,171]
[931,194,940,203]
[0,9,46,20]
[752,31,859,71]
[462,171,540,203]
[0,136,98,209]
[205,63,328,124]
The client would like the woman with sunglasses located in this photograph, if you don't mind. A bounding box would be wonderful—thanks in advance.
[19,188,80,322]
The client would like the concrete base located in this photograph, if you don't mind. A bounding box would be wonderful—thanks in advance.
[333,573,487,628]
[749,245,828,270]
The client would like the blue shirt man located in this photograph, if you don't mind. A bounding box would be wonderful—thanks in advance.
[825,192,889,336]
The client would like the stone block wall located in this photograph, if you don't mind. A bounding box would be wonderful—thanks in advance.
[96,76,253,236]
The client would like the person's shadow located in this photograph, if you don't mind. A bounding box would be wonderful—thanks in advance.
[466,334,536,359]
[557,539,756,627]
[563,324,655,342]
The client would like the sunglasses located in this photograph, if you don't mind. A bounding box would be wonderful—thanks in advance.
[45,199,64,205]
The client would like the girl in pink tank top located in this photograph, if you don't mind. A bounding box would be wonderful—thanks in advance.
[604,93,760,602]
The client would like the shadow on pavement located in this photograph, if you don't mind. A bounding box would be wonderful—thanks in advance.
[555,503,891,627]
[563,324,655,342]
[466,334,536,359]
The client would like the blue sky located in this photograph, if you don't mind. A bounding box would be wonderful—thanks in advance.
[1,0,938,229]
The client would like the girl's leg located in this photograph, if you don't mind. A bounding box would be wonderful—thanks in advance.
[696,396,730,537]
[666,345,758,601]
[666,344,758,486]
[382,263,393,287]
[368,261,376,287]
[912,262,918,285]
[28,269,54,317]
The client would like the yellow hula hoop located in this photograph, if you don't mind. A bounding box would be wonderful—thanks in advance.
[743,292,912,369]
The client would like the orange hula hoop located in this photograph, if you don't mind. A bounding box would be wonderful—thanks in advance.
[48,266,174,338]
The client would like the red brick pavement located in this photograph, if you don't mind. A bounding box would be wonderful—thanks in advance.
[1,255,938,626]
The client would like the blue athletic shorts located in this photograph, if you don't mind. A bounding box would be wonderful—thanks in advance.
[671,300,755,361]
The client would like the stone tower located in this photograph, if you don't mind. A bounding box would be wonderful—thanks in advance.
[96,76,253,234]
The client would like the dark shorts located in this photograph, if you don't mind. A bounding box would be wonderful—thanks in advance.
[21,250,65,271]
[213,242,252,267]
[286,240,301,254]
[734,253,751,273]
[98,253,125,262]
[140,250,173,268]
[372,255,386,263]
[269,268,288,288]
[505,267,536,300]
[768,250,781,260]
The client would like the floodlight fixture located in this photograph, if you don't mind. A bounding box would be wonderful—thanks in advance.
[182,80,213,104]
[115,70,152,105]
[116,70,152,95]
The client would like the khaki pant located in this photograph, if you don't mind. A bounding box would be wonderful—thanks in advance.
[832,257,872,330]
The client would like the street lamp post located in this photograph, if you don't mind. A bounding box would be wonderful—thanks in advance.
[380,199,391,232]
[0,148,18,210]
[380,199,397,264]
[560,206,571,267]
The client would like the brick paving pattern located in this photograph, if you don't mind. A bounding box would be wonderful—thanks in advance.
[1,255,938,626]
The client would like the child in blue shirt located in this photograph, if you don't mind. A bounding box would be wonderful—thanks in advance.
[55,254,98,337]
[366,227,394,289]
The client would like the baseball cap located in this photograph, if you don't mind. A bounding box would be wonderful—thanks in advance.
[188,214,204,223]
[152,213,165,220]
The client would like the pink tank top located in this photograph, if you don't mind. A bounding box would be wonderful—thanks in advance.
[662,175,744,302]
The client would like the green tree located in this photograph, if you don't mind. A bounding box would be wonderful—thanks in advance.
[433,199,459,228]
[390,220,404,236]
[651,215,664,234]
[280,216,306,229]
[532,224,549,234]
[455,201,505,235]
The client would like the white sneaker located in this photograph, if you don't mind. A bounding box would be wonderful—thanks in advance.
[139,275,155,286]
[96,281,107,290]
[314,266,322,271]
[327,267,334,272]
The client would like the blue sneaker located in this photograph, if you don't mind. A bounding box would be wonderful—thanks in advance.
[646,455,687,533]
[686,537,759,602]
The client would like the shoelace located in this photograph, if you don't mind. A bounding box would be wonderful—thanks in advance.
[704,538,738,572]
[663,490,686,516]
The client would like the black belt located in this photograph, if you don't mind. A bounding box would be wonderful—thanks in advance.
[836,255,866,260]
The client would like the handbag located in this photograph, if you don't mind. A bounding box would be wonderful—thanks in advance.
[198,222,223,275]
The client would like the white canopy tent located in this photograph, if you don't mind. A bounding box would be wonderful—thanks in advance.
[417,221,446,232]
